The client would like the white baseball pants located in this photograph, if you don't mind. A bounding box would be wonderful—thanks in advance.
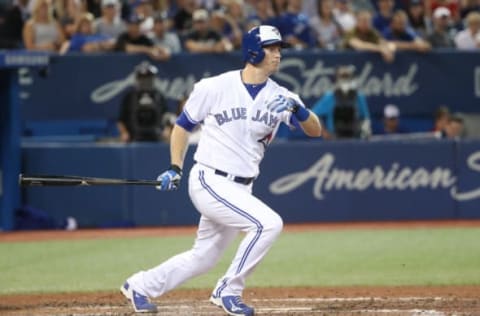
[126,163,283,298]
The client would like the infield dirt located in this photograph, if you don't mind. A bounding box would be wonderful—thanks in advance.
[1,285,479,315]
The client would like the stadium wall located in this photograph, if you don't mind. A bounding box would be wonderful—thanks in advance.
[3,50,480,229]
[19,50,480,121]
[21,140,480,227]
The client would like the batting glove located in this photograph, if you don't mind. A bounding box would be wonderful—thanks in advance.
[267,95,310,122]
[156,165,182,191]
[267,95,298,113]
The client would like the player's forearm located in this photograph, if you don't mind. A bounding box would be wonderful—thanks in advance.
[170,124,191,169]
[299,111,322,137]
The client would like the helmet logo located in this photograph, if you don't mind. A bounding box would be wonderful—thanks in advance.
[271,27,280,37]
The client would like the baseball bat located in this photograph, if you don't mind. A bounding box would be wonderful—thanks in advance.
[19,174,162,187]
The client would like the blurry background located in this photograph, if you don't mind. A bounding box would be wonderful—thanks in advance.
[1,0,480,231]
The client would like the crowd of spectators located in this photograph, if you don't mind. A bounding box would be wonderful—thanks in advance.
[1,0,479,56]
[0,0,475,142]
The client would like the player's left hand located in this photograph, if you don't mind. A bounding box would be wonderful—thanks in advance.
[267,95,299,113]
[156,165,182,191]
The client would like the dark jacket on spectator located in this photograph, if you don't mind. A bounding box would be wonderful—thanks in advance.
[114,32,153,51]
[0,4,27,48]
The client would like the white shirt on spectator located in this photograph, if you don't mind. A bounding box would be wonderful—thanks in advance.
[454,29,480,49]
[333,9,356,32]
[301,0,318,20]
[309,16,341,50]
[151,32,182,53]
[94,17,126,38]
[141,16,154,36]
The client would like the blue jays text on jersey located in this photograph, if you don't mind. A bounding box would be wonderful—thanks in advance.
[214,107,280,128]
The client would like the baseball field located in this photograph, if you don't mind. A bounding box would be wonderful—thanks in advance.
[1,221,480,316]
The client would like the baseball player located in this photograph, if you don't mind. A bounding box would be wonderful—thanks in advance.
[121,25,322,315]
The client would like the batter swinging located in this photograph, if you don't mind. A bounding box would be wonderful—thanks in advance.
[121,25,322,315]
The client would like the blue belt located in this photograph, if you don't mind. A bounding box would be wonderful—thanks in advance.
[214,169,254,185]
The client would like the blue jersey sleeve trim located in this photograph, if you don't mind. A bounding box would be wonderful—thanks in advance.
[183,110,198,124]
[176,111,197,132]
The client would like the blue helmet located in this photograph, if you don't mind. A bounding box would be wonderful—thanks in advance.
[242,25,285,65]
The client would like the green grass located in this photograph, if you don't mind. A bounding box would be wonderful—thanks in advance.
[0,227,479,294]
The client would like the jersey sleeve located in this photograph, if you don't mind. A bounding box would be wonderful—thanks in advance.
[182,79,213,124]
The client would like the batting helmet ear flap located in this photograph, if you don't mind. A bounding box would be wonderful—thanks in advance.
[242,27,265,65]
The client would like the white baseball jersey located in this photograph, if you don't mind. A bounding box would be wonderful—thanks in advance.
[123,25,315,313]
[183,70,305,178]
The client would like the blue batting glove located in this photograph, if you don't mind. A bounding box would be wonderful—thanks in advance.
[267,95,310,122]
[267,95,298,113]
[156,165,182,191]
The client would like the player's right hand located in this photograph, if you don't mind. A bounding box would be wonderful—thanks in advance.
[267,95,298,113]
[156,165,182,191]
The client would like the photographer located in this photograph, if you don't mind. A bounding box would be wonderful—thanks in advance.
[117,61,170,142]
[311,65,371,139]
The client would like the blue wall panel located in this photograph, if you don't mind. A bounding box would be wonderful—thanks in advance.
[255,140,457,222]
[21,140,480,228]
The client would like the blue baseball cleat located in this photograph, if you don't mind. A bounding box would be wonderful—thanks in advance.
[120,282,157,313]
[220,295,255,316]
